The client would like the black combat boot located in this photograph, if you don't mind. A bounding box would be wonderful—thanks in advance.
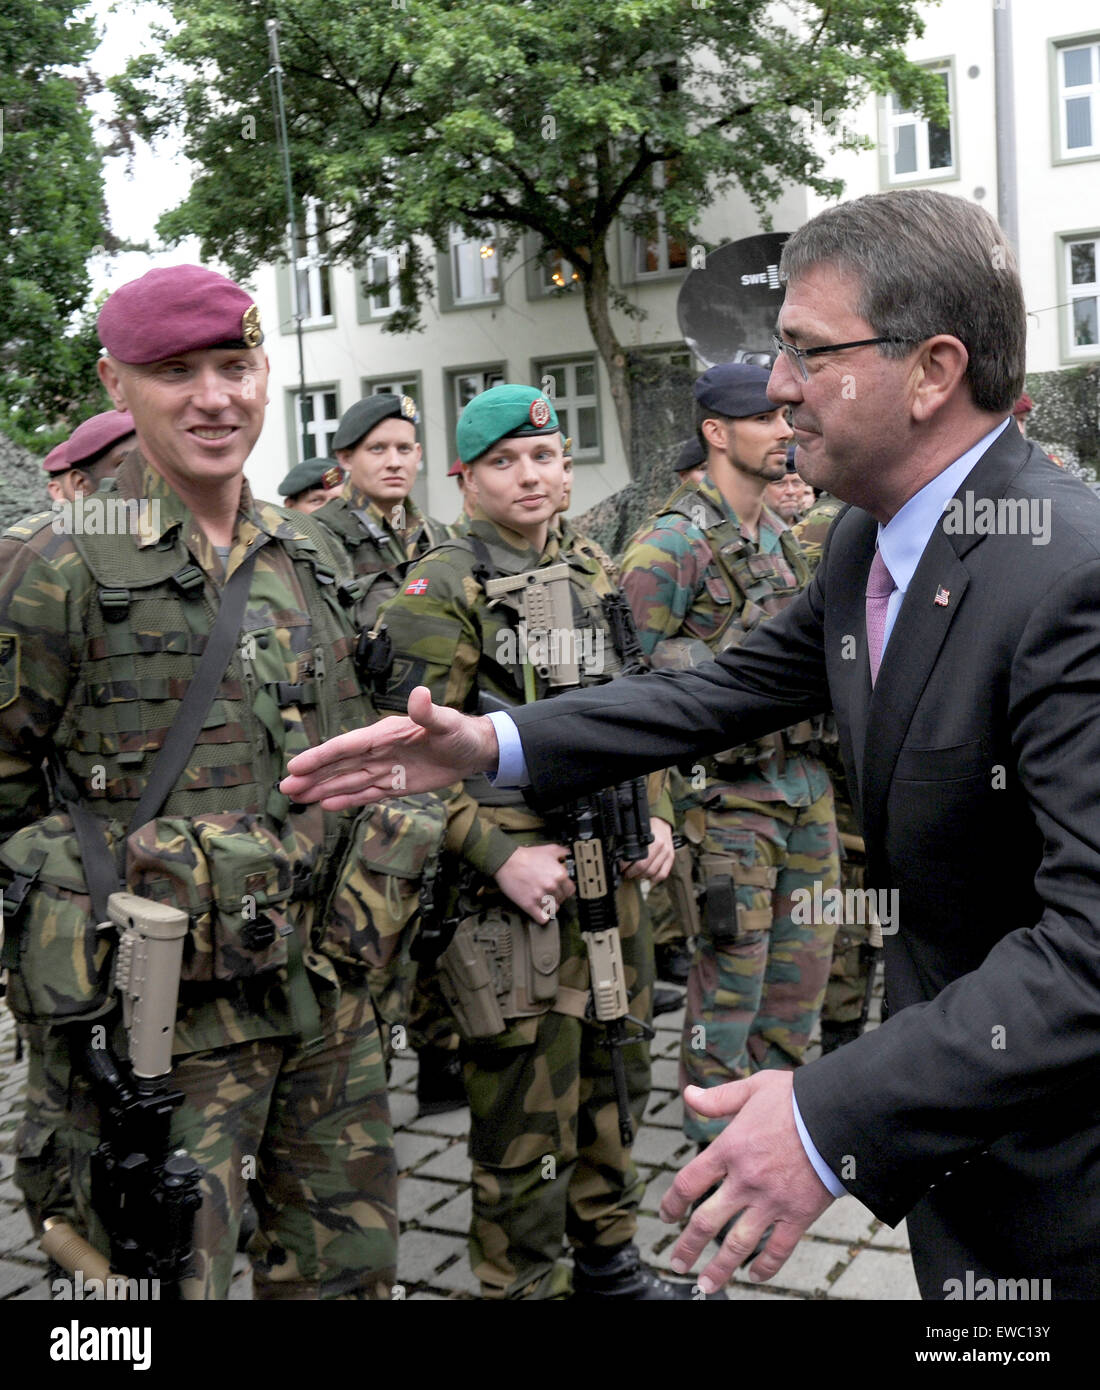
[572,1242,727,1299]
[655,940,692,985]
[415,1047,467,1117]
[652,984,684,1016]
[819,1019,863,1055]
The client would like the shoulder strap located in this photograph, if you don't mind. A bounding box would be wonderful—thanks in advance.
[59,547,262,921]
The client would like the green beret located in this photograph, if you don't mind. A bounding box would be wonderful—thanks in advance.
[332,392,418,451]
[278,458,345,498]
[456,384,560,465]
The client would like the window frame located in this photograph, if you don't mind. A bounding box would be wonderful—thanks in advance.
[356,247,408,322]
[1050,33,1100,165]
[879,59,958,188]
[1058,229,1100,364]
[530,355,603,464]
[285,383,341,465]
[623,161,691,284]
[443,363,507,458]
[437,228,504,312]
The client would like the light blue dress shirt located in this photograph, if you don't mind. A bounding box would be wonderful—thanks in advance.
[489,414,1013,1200]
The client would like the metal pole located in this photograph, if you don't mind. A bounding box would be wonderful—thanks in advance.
[993,0,1019,253]
[266,17,307,454]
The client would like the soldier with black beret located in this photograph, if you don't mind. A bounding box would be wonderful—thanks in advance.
[277,458,345,513]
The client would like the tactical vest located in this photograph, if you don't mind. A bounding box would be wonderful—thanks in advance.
[660,482,811,654]
[55,508,368,827]
[319,499,444,634]
[658,484,825,766]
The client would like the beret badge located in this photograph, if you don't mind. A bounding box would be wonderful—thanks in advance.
[529,397,552,428]
[400,394,419,422]
[242,304,263,347]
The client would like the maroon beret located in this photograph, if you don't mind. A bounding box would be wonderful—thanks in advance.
[447,457,464,477]
[97,265,264,365]
[43,441,70,475]
[1012,393,1034,416]
[65,410,136,467]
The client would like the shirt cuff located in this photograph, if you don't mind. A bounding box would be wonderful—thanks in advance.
[486,710,530,787]
[792,1092,848,1198]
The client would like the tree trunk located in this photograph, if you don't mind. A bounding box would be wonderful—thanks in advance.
[582,240,635,477]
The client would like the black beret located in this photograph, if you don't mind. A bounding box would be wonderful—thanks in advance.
[693,363,776,419]
[332,393,418,451]
[279,458,345,498]
[674,437,707,472]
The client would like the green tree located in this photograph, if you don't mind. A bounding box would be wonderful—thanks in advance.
[115,0,945,473]
[0,0,111,447]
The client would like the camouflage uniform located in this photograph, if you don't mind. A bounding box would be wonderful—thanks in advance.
[792,493,876,1043]
[619,475,840,1144]
[374,510,666,1298]
[313,484,447,634]
[0,455,481,1298]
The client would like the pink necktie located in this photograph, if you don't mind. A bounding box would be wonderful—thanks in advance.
[866,547,896,686]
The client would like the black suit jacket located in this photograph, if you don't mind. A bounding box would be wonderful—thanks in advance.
[512,424,1100,1296]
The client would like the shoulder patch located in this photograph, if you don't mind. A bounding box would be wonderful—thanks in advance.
[0,633,20,710]
[404,577,430,595]
[2,511,57,543]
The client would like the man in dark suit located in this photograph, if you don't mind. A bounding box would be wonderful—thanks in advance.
[282,189,1100,1299]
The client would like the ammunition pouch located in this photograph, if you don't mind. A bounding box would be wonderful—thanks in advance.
[0,814,126,1024]
[666,840,702,938]
[322,793,448,1023]
[437,908,560,1040]
[126,814,295,983]
[700,853,777,944]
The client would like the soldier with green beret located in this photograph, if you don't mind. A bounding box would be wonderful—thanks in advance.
[616,363,841,1163]
[277,457,345,513]
[0,264,483,1299]
[366,383,710,1300]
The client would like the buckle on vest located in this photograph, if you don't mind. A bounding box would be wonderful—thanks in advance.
[274,681,317,708]
[98,588,131,621]
[337,578,364,607]
[311,564,336,586]
[172,564,206,598]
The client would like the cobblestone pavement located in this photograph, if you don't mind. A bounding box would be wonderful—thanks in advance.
[0,968,915,1301]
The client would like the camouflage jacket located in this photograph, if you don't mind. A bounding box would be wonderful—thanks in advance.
[373,510,671,857]
[791,492,844,575]
[0,454,468,1048]
[618,473,830,808]
[313,484,447,633]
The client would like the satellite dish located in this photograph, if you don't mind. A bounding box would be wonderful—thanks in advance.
[676,233,791,368]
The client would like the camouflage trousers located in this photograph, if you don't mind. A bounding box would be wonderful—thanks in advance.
[647,879,682,948]
[460,881,654,1299]
[15,973,396,1299]
[680,785,840,1144]
[822,846,873,1026]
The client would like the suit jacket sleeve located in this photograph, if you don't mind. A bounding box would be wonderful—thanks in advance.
[511,553,832,810]
[794,551,1100,1224]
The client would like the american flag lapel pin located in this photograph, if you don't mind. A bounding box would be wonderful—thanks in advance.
[934,586,950,607]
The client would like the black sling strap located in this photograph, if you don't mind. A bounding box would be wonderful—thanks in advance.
[58,547,262,923]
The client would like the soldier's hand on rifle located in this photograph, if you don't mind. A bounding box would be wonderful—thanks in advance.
[493,844,576,922]
[659,1071,833,1292]
[622,816,675,883]
[282,686,499,809]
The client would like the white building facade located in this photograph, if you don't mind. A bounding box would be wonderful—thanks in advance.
[242,0,1100,516]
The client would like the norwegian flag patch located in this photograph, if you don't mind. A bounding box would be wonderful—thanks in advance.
[405,577,430,595]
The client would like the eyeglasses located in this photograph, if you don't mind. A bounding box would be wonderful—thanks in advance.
[771,333,925,381]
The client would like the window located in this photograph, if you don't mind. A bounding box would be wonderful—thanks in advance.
[885,67,954,182]
[1057,40,1100,158]
[451,229,500,304]
[633,163,689,277]
[1066,235,1100,353]
[293,386,340,462]
[363,375,421,407]
[292,200,333,326]
[535,359,600,460]
[445,366,506,452]
[361,248,405,318]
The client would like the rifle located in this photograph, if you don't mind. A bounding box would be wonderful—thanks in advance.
[548,781,656,1148]
[41,893,203,1298]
